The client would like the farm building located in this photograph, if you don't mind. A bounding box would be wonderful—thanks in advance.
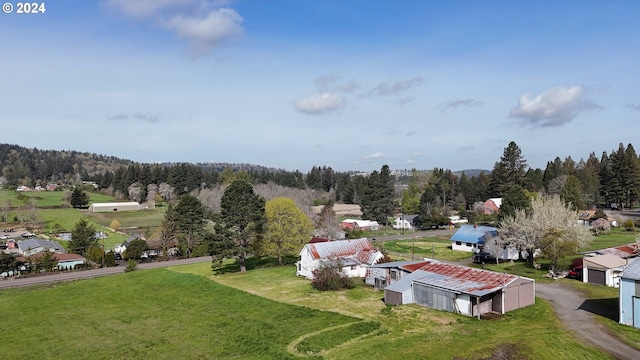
[619,259,640,328]
[340,219,380,231]
[295,238,384,280]
[483,198,502,215]
[89,202,142,212]
[582,254,628,287]
[450,224,497,253]
[383,260,535,318]
[365,260,428,289]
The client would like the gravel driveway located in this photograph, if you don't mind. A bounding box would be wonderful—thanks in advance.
[536,282,640,360]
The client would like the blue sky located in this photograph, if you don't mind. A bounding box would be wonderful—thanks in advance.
[1,1,639,172]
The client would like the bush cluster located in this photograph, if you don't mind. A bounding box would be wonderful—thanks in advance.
[311,261,356,291]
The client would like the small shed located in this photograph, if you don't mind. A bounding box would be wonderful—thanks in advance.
[582,254,627,287]
[89,202,141,213]
[366,260,430,289]
[450,225,497,253]
[383,261,535,317]
[619,259,640,328]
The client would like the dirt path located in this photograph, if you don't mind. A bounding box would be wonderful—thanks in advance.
[536,282,639,360]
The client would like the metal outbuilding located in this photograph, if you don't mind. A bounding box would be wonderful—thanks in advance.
[89,202,142,212]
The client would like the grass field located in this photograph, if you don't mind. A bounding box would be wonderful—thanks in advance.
[0,189,116,208]
[580,227,639,251]
[0,262,611,359]
[380,237,473,262]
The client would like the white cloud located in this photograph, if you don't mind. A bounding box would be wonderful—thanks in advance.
[104,0,242,55]
[440,98,483,112]
[107,112,160,123]
[509,86,597,126]
[163,8,243,55]
[104,0,195,19]
[371,76,425,97]
[365,152,385,159]
[293,93,345,115]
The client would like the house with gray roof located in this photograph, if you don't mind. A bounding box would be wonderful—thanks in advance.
[16,239,65,256]
[619,259,640,328]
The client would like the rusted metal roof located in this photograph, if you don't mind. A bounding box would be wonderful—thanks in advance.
[412,262,518,296]
[306,238,381,265]
[584,243,638,259]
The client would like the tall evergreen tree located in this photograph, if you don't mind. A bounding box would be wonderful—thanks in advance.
[561,175,586,210]
[360,165,395,224]
[69,218,96,255]
[171,195,207,257]
[488,141,528,197]
[212,180,266,272]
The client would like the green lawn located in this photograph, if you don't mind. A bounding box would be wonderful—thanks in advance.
[580,227,639,251]
[380,237,473,262]
[0,189,117,208]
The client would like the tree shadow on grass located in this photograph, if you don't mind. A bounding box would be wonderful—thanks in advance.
[213,255,298,274]
[579,298,619,321]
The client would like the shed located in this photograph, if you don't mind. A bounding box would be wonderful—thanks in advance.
[383,261,535,317]
[89,202,141,213]
[582,254,627,287]
[450,225,497,253]
[619,259,640,328]
[366,260,430,289]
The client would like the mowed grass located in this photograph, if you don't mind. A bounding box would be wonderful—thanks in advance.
[205,264,610,359]
[0,268,363,360]
[381,237,473,262]
[0,189,117,208]
[580,227,640,251]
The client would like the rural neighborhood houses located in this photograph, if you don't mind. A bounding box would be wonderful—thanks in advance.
[295,238,384,279]
[340,219,380,231]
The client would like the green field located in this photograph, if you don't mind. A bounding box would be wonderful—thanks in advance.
[0,263,612,359]
[0,189,116,208]
[580,227,639,251]
[380,237,473,262]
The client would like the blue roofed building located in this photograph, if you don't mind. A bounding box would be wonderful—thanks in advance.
[619,259,640,328]
[450,224,497,253]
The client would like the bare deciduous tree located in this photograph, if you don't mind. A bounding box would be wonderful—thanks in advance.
[128,183,143,203]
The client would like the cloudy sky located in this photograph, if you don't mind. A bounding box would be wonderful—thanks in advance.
[1,1,639,172]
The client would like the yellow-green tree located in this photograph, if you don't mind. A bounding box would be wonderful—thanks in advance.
[110,219,121,232]
[260,197,313,265]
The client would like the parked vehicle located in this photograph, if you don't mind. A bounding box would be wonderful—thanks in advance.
[473,252,496,264]
[567,265,583,280]
[0,235,10,240]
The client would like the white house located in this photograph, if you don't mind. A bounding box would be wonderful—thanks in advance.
[450,225,497,253]
[392,215,418,230]
[89,202,142,213]
[295,238,384,280]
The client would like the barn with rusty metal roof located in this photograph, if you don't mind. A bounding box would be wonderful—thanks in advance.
[384,260,534,318]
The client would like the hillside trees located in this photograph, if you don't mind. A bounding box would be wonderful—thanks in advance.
[499,195,591,269]
[257,197,313,265]
[360,165,395,224]
[69,218,96,255]
[315,203,342,240]
[212,180,266,272]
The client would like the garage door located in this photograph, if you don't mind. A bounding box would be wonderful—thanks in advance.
[588,269,606,285]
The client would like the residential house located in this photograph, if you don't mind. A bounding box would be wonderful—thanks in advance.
[483,198,502,215]
[450,224,497,253]
[295,238,384,280]
[392,215,418,230]
[18,253,86,270]
[383,260,535,318]
[340,219,380,231]
[582,254,628,287]
[114,233,146,254]
[577,210,597,226]
[16,239,65,256]
[619,259,640,328]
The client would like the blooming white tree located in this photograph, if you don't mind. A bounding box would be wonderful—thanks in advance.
[499,194,592,271]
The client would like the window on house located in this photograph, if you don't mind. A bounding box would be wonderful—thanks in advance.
[456,241,462,246]
[466,243,471,247]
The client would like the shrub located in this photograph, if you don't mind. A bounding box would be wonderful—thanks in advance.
[624,220,635,231]
[124,259,137,273]
[311,261,356,291]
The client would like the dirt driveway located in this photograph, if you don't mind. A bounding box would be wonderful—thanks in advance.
[536,282,639,360]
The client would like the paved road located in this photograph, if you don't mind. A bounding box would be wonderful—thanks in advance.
[0,256,212,290]
[537,282,640,360]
